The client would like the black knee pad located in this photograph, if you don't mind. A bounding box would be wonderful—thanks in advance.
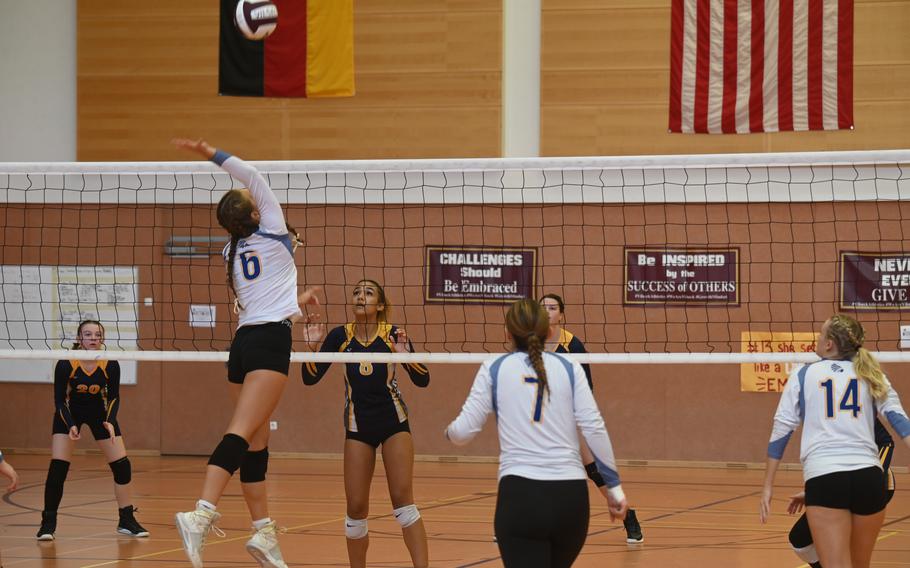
[240,447,269,483]
[788,514,812,548]
[584,462,606,488]
[108,456,131,485]
[207,433,250,474]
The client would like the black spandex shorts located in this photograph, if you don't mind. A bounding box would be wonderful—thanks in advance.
[805,466,887,515]
[227,320,292,384]
[52,407,122,440]
[345,420,411,448]
[494,475,590,568]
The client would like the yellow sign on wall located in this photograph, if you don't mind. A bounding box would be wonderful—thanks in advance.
[740,332,817,393]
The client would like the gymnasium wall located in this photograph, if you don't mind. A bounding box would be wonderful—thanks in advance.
[1,201,908,468]
[3,1,909,465]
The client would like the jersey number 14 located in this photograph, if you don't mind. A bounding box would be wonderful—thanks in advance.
[820,378,861,418]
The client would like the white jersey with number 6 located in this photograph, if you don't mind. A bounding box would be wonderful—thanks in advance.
[216,153,302,328]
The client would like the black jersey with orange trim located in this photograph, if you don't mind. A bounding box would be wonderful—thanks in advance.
[53,359,121,429]
[302,322,429,433]
[552,328,593,389]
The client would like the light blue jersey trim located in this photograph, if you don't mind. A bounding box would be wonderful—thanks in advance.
[255,230,293,255]
[489,353,510,420]
[767,431,793,459]
[885,410,910,438]
[548,352,575,390]
[593,456,621,488]
[211,150,231,166]
[797,364,809,419]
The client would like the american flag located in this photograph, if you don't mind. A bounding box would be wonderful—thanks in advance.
[669,0,853,133]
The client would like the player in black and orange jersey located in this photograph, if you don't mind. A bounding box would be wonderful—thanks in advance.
[540,293,644,545]
[785,417,897,568]
[302,279,430,568]
[36,320,147,540]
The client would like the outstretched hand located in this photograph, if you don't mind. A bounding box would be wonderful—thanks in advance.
[392,328,411,353]
[171,138,216,159]
[298,286,321,309]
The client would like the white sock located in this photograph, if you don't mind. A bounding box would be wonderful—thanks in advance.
[253,517,272,530]
[196,499,217,512]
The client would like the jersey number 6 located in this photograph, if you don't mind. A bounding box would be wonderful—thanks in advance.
[240,252,262,280]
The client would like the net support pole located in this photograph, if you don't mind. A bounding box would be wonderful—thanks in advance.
[502,0,541,158]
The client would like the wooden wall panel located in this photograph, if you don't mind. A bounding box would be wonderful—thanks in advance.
[542,0,910,156]
[77,1,501,161]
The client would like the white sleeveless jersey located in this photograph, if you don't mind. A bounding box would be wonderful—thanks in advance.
[216,153,302,328]
[447,351,624,499]
[769,358,910,482]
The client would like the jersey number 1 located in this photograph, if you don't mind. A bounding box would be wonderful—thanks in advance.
[820,378,861,418]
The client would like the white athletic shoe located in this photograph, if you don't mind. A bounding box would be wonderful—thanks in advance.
[175,508,223,568]
[245,520,288,568]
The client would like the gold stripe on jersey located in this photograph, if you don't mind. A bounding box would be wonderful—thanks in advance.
[558,328,574,352]
[344,377,357,432]
[69,359,109,380]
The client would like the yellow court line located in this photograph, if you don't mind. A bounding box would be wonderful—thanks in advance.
[79,492,483,568]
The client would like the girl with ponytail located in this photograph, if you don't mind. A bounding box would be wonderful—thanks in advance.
[172,139,319,568]
[762,314,910,568]
[447,298,628,568]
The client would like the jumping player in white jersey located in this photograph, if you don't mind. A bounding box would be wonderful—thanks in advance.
[447,298,628,568]
[172,139,319,568]
[761,314,910,568]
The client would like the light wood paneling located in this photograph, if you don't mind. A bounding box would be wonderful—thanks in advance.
[77,1,501,161]
[542,0,910,156]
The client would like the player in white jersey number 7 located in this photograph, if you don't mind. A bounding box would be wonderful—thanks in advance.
[446,298,628,568]
[761,314,910,568]
[171,138,320,568]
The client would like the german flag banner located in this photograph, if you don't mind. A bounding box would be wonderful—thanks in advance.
[219,0,354,98]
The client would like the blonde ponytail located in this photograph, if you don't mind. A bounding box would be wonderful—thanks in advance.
[826,314,888,400]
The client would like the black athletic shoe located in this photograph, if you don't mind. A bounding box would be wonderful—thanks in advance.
[36,510,57,541]
[623,508,643,544]
[117,505,150,537]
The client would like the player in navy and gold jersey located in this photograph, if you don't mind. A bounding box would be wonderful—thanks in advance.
[302,279,430,568]
[540,293,643,545]
[37,320,147,541]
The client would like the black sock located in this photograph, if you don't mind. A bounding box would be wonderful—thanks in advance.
[43,459,70,512]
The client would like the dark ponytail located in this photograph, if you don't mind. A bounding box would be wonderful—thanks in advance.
[216,189,259,309]
[506,299,551,397]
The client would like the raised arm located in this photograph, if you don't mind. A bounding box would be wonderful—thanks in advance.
[445,360,495,445]
[391,326,429,387]
[171,138,286,234]
[301,325,345,386]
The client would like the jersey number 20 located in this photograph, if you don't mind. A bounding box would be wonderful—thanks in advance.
[820,378,861,418]
[240,252,261,280]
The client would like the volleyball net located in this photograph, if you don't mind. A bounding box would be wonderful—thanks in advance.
[1,150,910,365]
